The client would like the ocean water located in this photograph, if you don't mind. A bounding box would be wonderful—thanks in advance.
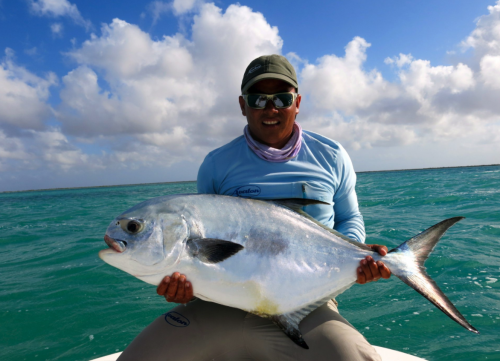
[0,166,499,361]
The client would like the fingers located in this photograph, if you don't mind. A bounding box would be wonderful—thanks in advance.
[184,281,193,302]
[175,277,194,304]
[175,274,186,301]
[157,273,194,304]
[357,256,391,284]
[156,275,170,296]
[360,257,374,281]
[370,244,388,256]
[377,261,391,279]
[367,256,380,281]
[356,267,366,284]
[166,272,180,302]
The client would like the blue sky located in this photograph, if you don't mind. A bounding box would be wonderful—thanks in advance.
[1,0,499,191]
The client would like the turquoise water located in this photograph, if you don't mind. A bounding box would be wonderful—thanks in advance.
[0,167,499,360]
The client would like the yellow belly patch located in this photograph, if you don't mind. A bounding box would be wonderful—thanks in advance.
[255,297,279,315]
[242,280,280,316]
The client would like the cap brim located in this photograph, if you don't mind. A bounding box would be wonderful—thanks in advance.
[242,73,298,94]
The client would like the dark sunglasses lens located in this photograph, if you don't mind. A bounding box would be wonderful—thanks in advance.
[247,94,268,108]
[246,93,295,108]
[273,94,294,108]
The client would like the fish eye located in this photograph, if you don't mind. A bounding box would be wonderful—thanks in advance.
[120,219,144,234]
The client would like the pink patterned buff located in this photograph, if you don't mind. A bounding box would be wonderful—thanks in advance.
[243,122,303,162]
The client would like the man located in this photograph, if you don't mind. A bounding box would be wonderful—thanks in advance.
[119,55,390,361]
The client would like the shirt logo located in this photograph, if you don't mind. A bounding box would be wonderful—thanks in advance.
[232,185,261,197]
[165,311,190,327]
[248,64,261,74]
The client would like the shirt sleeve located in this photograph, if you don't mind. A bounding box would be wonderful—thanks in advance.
[196,154,217,194]
[332,147,366,243]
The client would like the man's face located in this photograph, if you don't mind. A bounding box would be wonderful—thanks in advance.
[239,78,301,149]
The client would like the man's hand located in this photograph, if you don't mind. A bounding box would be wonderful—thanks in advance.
[156,272,194,304]
[356,245,391,284]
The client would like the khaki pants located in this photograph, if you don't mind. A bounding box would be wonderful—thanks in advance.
[118,299,381,361]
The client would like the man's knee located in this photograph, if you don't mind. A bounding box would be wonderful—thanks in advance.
[119,301,248,361]
[306,321,381,361]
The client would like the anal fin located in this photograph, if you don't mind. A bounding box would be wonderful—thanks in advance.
[268,297,338,350]
[270,314,309,349]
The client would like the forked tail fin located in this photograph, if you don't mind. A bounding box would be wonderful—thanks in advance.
[387,217,479,334]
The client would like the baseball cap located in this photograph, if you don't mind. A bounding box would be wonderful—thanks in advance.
[241,54,298,94]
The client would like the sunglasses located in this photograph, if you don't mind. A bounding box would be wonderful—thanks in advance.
[243,92,298,109]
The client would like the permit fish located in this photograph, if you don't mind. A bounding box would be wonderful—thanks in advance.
[99,194,478,349]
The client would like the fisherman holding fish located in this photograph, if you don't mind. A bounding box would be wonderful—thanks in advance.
[119,55,392,360]
[108,55,477,360]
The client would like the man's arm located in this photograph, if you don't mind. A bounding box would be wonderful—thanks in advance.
[332,146,365,242]
[332,146,391,283]
[333,190,365,243]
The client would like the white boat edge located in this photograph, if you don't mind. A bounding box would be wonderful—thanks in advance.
[89,346,427,361]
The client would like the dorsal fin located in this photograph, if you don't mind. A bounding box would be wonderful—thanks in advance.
[271,198,373,252]
[270,198,330,211]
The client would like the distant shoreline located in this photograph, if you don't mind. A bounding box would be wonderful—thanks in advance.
[0,180,196,194]
[356,163,500,174]
[1,163,499,194]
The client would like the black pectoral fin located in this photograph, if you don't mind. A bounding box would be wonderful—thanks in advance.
[270,314,309,349]
[186,238,244,264]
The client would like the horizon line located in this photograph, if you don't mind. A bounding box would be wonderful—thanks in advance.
[1,163,499,194]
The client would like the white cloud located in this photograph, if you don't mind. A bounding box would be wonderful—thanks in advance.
[461,0,500,57]
[34,129,90,170]
[51,22,63,36]
[480,54,500,88]
[384,53,413,67]
[147,1,171,25]
[0,131,28,166]
[30,0,91,30]
[146,0,204,25]
[68,19,193,81]
[0,128,87,172]
[397,58,475,99]
[298,34,491,151]
[0,49,56,132]
[301,37,390,114]
[285,52,304,73]
[60,3,282,148]
[172,0,201,15]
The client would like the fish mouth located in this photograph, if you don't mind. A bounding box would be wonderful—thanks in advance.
[104,235,127,253]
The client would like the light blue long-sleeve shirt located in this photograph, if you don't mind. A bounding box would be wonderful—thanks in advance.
[196,130,365,243]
